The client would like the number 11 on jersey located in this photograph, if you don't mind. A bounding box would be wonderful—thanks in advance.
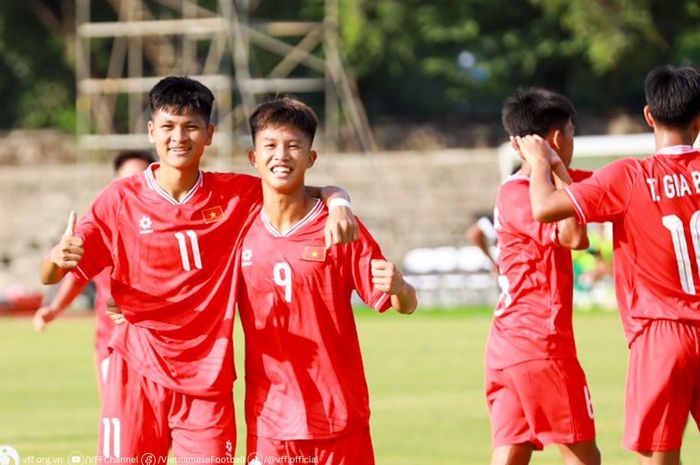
[175,230,202,272]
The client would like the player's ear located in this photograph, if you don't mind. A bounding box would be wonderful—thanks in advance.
[247,149,257,166]
[547,128,562,151]
[692,114,700,135]
[643,105,655,128]
[307,150,317,168]
[205,124,215,145]
[147,120,155,143]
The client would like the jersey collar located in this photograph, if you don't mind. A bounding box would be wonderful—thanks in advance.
[261,199,323,237]
[657,145,697,156]
[143,163,203,205]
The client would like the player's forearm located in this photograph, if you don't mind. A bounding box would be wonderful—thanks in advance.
[557,219,589,250]
[529,160,558,222]
[312,185,350,204]
[391,280,418,315]
[551,169,589,249]
[39,258,68,285]
[48,275,88,314]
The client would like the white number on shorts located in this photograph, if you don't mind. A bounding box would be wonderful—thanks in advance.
[273,262,292,303]
[175,230,203,272]
[102,417,121,458]
[662,213,700,294]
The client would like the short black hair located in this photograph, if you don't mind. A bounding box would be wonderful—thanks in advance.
[149,76,215,124]
[645,64,700,129]
[249,96,319,145]
[501,88,576,137]
[113,150,155,172]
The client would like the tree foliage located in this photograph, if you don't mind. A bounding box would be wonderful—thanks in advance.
[0,0,700,130]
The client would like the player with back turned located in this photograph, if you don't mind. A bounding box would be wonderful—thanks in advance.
[515,64,700,465]
[486,88,601,465]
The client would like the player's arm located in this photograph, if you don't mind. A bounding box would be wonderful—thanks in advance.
[33,273,88,332]
[551,169,589,250]
[465,223,498,268]
[305,185,360,247]
[39,211,85,285]
[371,259,418,314]
[513,135,579,223]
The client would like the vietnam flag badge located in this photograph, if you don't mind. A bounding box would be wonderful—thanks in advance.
[202,206,225,223]
[302,245,326,262]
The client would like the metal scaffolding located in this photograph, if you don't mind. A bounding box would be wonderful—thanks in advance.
[75,0,376,158]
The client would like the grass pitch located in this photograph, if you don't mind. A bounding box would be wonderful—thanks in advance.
[1,308,698,464]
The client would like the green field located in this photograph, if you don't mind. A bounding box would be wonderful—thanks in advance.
[1,308,699,464]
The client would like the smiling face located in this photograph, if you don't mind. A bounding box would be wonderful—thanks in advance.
[249,124,316,194]
[147,107,214,172]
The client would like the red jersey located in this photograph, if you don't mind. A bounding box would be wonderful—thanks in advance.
[566,146,700,344]
[92,268,113,360]
[486,169,592,369]
[238,200,391,440]
[74,164,262,396]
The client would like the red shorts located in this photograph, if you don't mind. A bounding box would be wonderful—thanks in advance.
[246,427,374,465]
[624,319,700,452]
[486,358,596,449]
[99,352,236,462]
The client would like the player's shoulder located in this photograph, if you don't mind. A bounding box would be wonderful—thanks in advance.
[203,170,261,190]
[499,173,530,190]
[97,173,142,201]
[496,173,529,204]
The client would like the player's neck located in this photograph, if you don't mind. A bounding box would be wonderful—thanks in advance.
[519,162,532,176]
[653,128,697,152]
[262,187,316,234]
[153,164,200,202]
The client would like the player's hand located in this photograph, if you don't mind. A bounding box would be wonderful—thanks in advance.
[32,306,57,332]
[325,206,360,248]
[49,210,84,270]
[371,259,404,294]
[512,135,563,170]
[106,297,127,325]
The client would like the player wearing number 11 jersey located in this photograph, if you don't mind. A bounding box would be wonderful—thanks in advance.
[238,97,417,465]
[39,77,357,463]
[517,65,700,465]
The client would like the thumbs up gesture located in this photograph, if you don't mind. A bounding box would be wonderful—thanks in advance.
[49,210,85,270]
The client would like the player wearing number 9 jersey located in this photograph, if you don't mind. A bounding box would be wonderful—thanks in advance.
[238,97,417,465]
[486,88,600,465]
[39,77,356,463]
[517,65,700,464]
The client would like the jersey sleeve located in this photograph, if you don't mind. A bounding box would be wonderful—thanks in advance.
[345,219,392,312]
[565,158,636,224]
[568,168,594,182]
[72,183,120,282]
[232,173,263,208]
